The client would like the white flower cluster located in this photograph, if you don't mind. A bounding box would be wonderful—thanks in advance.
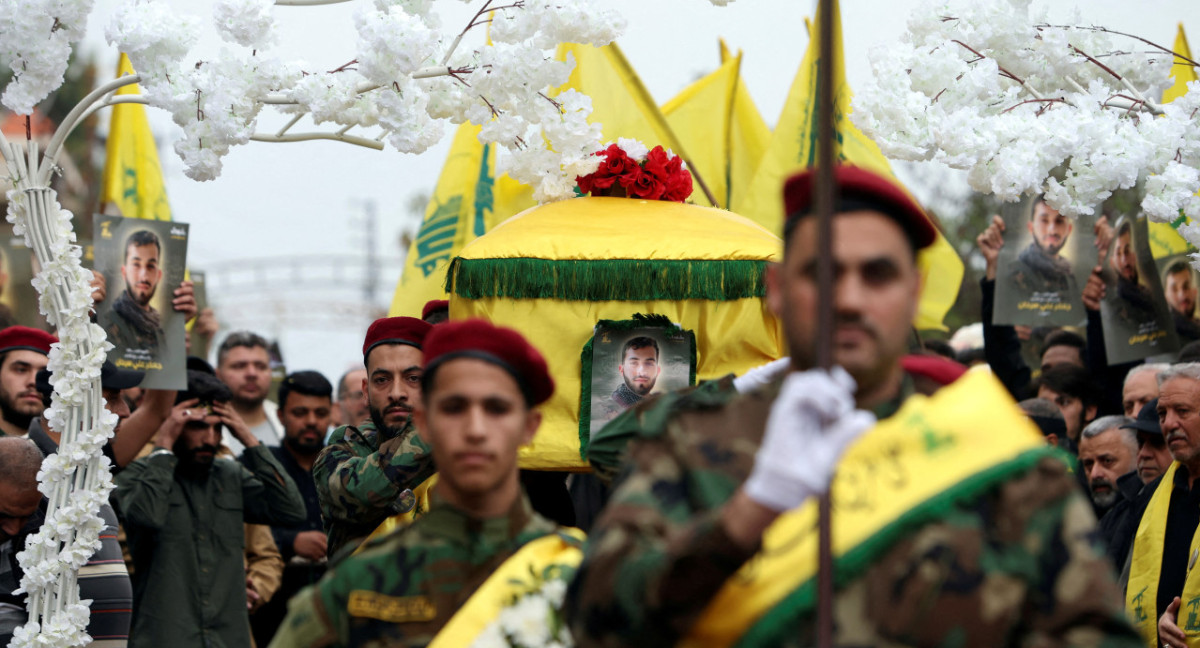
[4,185,117,648]
[852,0,1200,232]
[99,0,627,200]
[213,0,278,50]
[0,0,94,114]
[471,575,573,648]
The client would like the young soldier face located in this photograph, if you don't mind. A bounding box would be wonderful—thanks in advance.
[0,350,48,425]
[417,358,539,500]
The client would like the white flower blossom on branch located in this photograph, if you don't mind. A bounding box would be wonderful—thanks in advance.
[853,0,1200,233]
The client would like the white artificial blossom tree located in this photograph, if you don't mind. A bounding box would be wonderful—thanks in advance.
[853,0,1200,254]
[0,0,732,644]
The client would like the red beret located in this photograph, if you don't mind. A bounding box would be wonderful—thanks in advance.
[363,316,432,361]
[783,165,937,250]
[0,326,57,356]
[422,319,554,406]
[421,299,449,321]
[901,354,967,387]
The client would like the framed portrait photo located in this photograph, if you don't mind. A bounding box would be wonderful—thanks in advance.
[579,314,697,448]
[93,214,190,389]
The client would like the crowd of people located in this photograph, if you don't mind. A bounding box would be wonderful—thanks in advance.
[0,165,1197,647]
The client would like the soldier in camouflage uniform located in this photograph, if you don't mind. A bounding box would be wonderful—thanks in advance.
[563,166,1141,647]
[271,318,577,647]
[313,316,436,557]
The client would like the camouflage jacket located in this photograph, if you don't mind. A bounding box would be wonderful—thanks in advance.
[268,492,577,648]
[564,375,1141,648]
[313,419,436,558]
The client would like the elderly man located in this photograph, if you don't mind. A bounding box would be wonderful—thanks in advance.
[313,316,435,557]
[1124,363,1168,418]
[565,166,1138,647]
[271,319,579,647]
[1130,364,1200,647]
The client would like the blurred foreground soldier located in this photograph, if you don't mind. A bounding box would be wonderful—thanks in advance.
[314,317,435,557]
[271,319,582,647]
[116,370,306,648]
[564,166,1139,647]
[1137,364,1200,647]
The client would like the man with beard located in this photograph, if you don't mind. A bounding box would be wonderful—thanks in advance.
[313,316,435,558]
[215,331,283,453]
[0,327,55,438]
[98,230,167,354]
[1164,260,1200,344]
[1108,219,1159,330]
[1007,195,1078,296]
[115,370,305,648]
[245,370,333,645]
[1077,415,1138,519]
[612,336,661,407]
[565,166,1138,647]
[271,319,580,647]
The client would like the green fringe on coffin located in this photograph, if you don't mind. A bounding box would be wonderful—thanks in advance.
[445,258,768,302]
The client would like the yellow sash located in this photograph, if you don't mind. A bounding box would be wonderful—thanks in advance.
[1126,462,1200,647]
[681,370,1050,647]
[425,527,586,648]
[357,475,440,552]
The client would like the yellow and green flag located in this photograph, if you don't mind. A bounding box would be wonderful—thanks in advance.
[100,54,172,221]
[390,123,495,318]
[734,0,963,330]
[1149,23,1197,260]
[661,41,770,210]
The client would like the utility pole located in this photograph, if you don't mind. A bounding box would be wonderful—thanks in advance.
[363,199,378,304]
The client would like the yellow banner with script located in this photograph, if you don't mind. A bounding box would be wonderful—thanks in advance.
[426,528,586,648]
[1126,461,1200,647]
[680,370,1047,647]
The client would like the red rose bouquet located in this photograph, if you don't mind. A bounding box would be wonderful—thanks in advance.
[576,140,693,202]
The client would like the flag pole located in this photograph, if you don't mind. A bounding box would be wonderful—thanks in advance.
[814,0,838,645]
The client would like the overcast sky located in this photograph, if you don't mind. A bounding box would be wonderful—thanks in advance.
[66,0,1199,382]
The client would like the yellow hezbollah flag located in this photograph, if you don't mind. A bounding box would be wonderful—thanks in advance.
[390,123,495,318]
[662,50,739,209]
[1149,23,1198,260]
[662,41,770,210]
[719,40,772,214]
[733,0,962,330]
[100,54,172,221]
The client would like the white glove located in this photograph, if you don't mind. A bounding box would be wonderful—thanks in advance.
[733,357,792,393]
[743,367,877,512]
